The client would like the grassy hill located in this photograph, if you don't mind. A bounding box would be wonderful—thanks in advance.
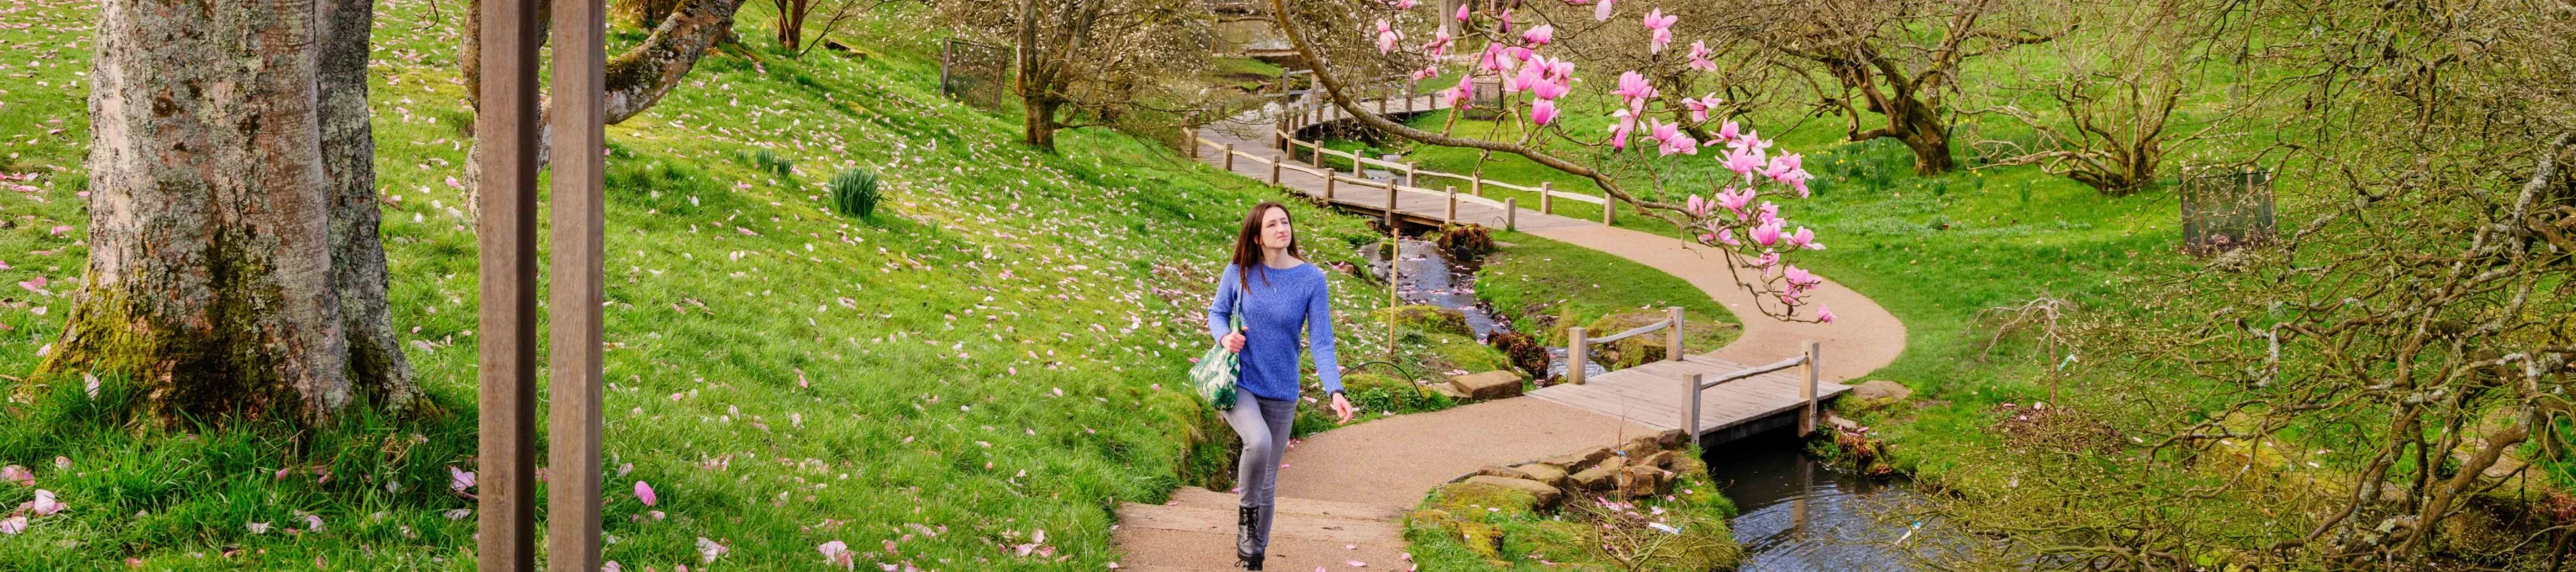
[0,1,1431,568]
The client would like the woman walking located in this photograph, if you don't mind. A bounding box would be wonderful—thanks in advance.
[1208,201,1355,571]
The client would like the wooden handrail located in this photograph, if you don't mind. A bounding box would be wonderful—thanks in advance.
[1682,341,1824,438]
[1566,307,1689,385]
[1204,89,1634,227]
[1584,319,1673,345]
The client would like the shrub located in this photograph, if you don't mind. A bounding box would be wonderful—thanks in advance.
[1485,331,1551,381]
[828,169,880,218]
[742,148,794,178]
[1435,223,1496,262]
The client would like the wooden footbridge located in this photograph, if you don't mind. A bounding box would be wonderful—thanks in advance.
[1181,83,1853,448]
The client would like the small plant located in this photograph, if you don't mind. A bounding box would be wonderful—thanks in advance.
[829,169,880,218]
[741,148,794,178]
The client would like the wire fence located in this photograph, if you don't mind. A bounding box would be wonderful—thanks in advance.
[2180,167,2277,255]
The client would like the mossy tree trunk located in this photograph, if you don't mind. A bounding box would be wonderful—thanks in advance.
[56,0,420,427]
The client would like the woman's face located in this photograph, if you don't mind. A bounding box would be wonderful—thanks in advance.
[1259,207,1294,250]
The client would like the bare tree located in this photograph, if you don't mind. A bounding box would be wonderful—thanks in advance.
[49,0,422,425]
[934,0,1214,152]
[1707,0,2064,175]
[1969,0,2233,195]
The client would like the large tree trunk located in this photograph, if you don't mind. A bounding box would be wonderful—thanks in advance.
[1024,97,1061,152]
[320,0,426,413]
[57,0,382,426]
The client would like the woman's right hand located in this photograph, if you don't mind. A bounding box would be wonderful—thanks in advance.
[1221,331,1245,353]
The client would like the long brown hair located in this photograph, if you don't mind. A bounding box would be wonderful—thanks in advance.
[1229,201,1300,293]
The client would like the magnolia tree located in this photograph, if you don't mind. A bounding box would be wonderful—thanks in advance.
[1274,0,1834,322]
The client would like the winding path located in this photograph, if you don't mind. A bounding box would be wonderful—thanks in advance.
[1111,93,1906,571]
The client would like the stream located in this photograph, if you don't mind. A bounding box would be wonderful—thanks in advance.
[1378,233,1949,569]
[1702,429,1953,571]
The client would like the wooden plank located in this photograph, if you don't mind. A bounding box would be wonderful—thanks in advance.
[545,0,608,568]
[473,0,540,566]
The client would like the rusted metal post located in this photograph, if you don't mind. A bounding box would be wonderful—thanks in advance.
[474,0,540,565]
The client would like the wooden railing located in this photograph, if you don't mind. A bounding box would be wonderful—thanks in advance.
[1681,341,1825,437]
[1178,79,1624,230]
[1565,307,1688,385]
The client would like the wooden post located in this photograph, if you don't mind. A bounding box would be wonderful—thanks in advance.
[1604,199,1616,226]
[1405,162,1418,189]
[1470,177,1483,197]
[1312,139,1324,167]
[1801,340,1821,436]
[1184,128,1199,158]
[547,0,608,568]
[1503,198,1517,231]
[475,0,540,565]
[1568,327,1589,385]
[1269,154,1282,185]
[1222,144,1235,171]
[1445,185,1458,225]
[1540,182,1553,214]
[1352,151,1365,177]
[1684,373,1704,440]
[1384,179,1399,222]
[1325,174,1337,200]
[1666,307,1684,361]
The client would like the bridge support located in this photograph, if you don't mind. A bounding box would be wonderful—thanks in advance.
[1667,307,1684,361]
[1567,327,1589,385]
[1800,340,1821,436]
[1444,185,1457,226]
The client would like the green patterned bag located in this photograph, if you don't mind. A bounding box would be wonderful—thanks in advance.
[1189,290,1245,410]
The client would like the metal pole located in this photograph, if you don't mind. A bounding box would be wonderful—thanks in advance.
[546,0,608,566]
[474,0,540,565]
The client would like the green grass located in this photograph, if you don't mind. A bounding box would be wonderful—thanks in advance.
[1475,232,1742,351]
[1402,452,1740,571]
[0,1,1428,568]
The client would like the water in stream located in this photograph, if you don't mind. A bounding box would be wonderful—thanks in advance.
[1702,429,1949,571]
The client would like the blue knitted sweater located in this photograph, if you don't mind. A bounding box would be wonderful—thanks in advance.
[1206,261,1343,401]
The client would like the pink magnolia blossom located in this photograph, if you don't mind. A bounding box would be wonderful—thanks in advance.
[1531,99,1560,126]
[1723,147,1765,178]
[1717,120,1741,142]
[1478,44,1509,73]
[1529,75,1571,101]
[0,516,23,535]
[449,466,475,492]
[1750,220,1783,247]
[1456,3,1472,21]
[1643,9,1677,53]
[1448,76,1476,107]
[1688,41,1718,72]
[1682,94,1719,123]
[1594,0,1616,21]
[1751,251,1780,269]
[0,465,30,487]
[1816,304,1837,323]
[1649,119,1698,156]
[30,489,63,516]
[1392,0,1416,9]
[1684,194,1714,217]
[1523,24,1555,46]
[1420,28,1453,56]
[1606,109,1639,149]
[1715,187,1756,217]
[1756,201,1781,223]
[1787,227,1824,250]
[1409,65,1440,81]
[634,480,658,506]
[1503,45,1535,61]
[819,541,856,569]
[1375,20,1401,54]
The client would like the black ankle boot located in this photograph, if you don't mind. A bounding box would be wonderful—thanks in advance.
[1235,505,1264,570]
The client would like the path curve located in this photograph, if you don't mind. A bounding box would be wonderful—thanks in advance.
[1110,94,1905,571]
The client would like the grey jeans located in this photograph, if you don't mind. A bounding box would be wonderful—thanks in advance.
[1221,395,1297,554]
